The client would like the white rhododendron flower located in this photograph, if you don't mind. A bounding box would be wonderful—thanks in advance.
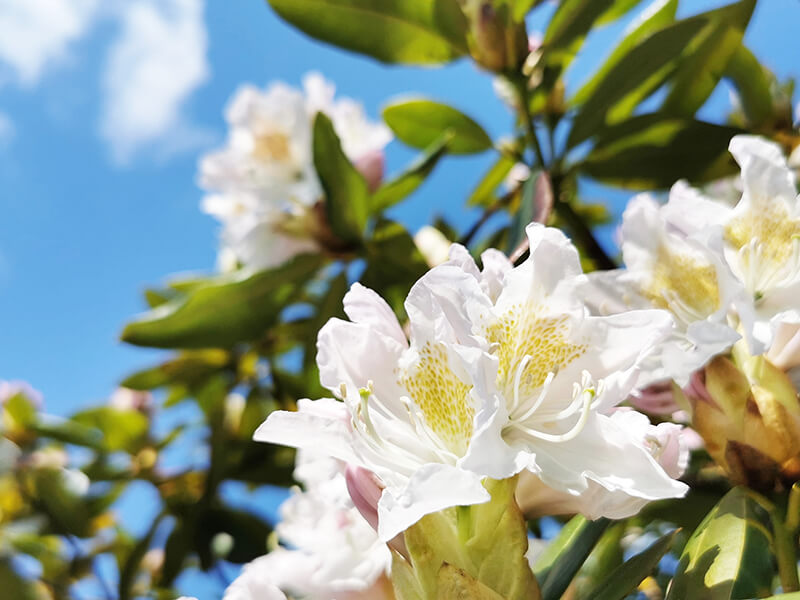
[200,72,391,270]
[661,135,800,353]
[256,224,686,540]
[516,408,689,519]
[582,193,742,385]
[224,451,391,600]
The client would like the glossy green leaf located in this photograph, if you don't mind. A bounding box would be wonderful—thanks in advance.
[371,135,449,212]
[596,0,645,25]
[567,14,708,147]
[383,99,492,155]
[571,0,678,107]
[267,0,468,65]
[313,112,370,243]
[72,407,149,453]
[467,154,516,207]
[578,114,741,189]
[661,0,756,116]
[586,530,678,600]
[533,515,610,600]
[666,487,774,600]
[724,44,773,126]
[30,419,104,449]
[121,254,322,349]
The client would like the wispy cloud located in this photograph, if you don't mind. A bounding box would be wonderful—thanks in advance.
[100,0,210,165]
[0,0,99,86]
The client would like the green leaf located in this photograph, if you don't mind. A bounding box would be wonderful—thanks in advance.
[506,173,538,254]
[543,0,616,62]
[661,0,756,116]
[585,530,678,600]
[4,392,37,426]
[31,468,93,537]
[509,0,546,22]
[467,154,516,207]
[666,487,774,600]
[313,112,370,243]
[578,114,741,189]
[121,350,230,390]
[571,0,678,107]
[267,0,468,65]
[121,253,322,349]
[72,407,149,453]
[596,0,645,25]
[533,515,611,600]
[567,14,708,147]
[383,99,492,155]
[30,419,104,449]
[371,135,449,212]
[724,44,773,127]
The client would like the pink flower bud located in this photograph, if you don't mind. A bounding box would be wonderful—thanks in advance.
[354,150,385,193]
[629,381,679,415]
[345,465,408,558]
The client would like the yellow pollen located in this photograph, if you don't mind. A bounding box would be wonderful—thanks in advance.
[252,132,292,162]
[643,244,720,317]
[486,304,587,400]
[400,343,474,455]
[725,199,800,266]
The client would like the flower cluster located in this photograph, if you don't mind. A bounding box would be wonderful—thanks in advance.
[200,73,391,271]
[256,224,688,541]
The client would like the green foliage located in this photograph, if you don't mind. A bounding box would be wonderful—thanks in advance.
[383,99,493,154]
[667,488,775,600]
[266,0,468,65]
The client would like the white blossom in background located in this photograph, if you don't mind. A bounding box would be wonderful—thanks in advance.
[256,224,686,540]
[413,225,452,267]
[224,451,392,600]
[200,72,391,271]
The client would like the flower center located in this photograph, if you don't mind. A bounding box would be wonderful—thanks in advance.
[400,343,474,456]
[643,243,720,323]
[725,200,800,296]
[252,131,292,163]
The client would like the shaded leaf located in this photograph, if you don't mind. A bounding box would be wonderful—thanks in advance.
[313,112,370,243]
[267,0,468,65]
[666,487,774,600]
[586,529,678,600]
[121,350,231,390]
[533,515,610,600]
[578,114,741,189]
[383,99,492,154]
[121,254,323,349]
[544,0,616,63]
[72,407,149,453]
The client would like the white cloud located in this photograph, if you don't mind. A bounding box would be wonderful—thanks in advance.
[0,0,99,86]
[100,0,210,164]
[0,112,14,146]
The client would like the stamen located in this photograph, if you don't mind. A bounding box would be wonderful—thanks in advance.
[512,370,555,423]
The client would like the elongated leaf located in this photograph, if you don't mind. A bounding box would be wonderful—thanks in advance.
[510,0,546,22]
[578,114,741,189]
[585,530,678,600]
[661,0,756,116]
[383,99,492,154]
[267,0,468,65]
[666,487,774,600]
[121,254,322,349]
[72,407,149,453]
[506,172,539,253]
[120,350,230,390]
[467,154,516,207]
[544,0,616,60]
[724,44,773,126]
[597,0,645,25]
[567,14,708,147]
[313,112,370,243]
[371,135,449,212]
[571,0,678,107]
[533,515,611,600]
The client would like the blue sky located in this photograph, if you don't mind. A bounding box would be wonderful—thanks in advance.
[0,1,798,596]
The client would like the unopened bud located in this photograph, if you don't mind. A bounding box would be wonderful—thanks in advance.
[462,1,529,73]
